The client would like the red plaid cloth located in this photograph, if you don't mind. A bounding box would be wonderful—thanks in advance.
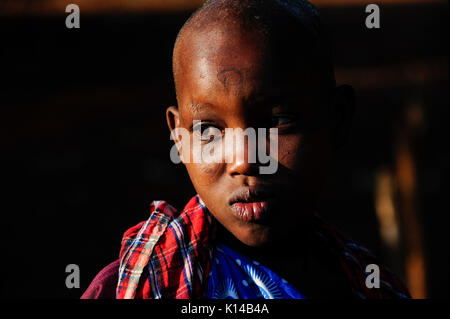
[116,195,214,299]
[116,195,410,299]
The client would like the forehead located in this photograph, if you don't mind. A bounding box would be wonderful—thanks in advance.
[176,26,321,115]
[183,29,266,84]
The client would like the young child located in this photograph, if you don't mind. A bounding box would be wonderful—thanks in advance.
[81,0,410,299]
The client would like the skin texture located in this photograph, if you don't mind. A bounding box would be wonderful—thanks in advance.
[167,17,354,271]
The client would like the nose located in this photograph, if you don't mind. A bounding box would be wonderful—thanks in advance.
[226,128,260,177]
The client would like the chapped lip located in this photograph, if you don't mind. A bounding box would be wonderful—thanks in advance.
[228,186,276,222]
[228,185,275,205]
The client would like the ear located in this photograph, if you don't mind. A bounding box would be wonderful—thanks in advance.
[166,106,180,133]
[166,106,184,160]
[330,84,355,151]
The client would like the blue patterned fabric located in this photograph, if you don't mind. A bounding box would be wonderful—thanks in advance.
[206,243,306,299]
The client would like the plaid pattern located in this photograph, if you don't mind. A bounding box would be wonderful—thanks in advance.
[116,195,410,299]
[116,195,214,299]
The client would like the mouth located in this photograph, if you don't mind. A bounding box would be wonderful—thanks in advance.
[228,186,276,222]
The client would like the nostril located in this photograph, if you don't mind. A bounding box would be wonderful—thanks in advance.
[227,160,260,177]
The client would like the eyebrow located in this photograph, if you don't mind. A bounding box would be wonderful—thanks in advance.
[188,102,215,115]
[187,94,298,117]
[246,93,292,109]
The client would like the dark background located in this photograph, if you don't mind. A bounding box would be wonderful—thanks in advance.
[0,1,448,298]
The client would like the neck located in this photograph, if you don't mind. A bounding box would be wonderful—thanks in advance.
[214,215,316,271]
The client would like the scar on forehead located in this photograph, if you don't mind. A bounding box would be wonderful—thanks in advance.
[217,68,244,90]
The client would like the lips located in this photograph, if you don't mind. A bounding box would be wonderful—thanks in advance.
[228,186,275,222]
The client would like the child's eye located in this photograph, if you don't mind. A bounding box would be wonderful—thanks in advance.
[192,122,222,142]
[271,115,295,127]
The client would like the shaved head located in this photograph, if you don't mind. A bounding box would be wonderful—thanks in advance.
[172,0,335,104]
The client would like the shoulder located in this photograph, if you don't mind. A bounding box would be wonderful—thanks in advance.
[80,260,120,299]
[314,215,411,299]
[343,241,411,299]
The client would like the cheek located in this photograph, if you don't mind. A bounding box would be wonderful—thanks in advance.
[185,161,224,187]
[277,135,303,171]
[277,134,332,175]
[180,135,224,186]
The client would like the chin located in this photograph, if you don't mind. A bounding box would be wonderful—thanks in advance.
[235,225,273,247]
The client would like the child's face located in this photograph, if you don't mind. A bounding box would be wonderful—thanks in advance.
[168,27,334,247]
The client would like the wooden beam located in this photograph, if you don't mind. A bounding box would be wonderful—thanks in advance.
[0,0,445,16]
